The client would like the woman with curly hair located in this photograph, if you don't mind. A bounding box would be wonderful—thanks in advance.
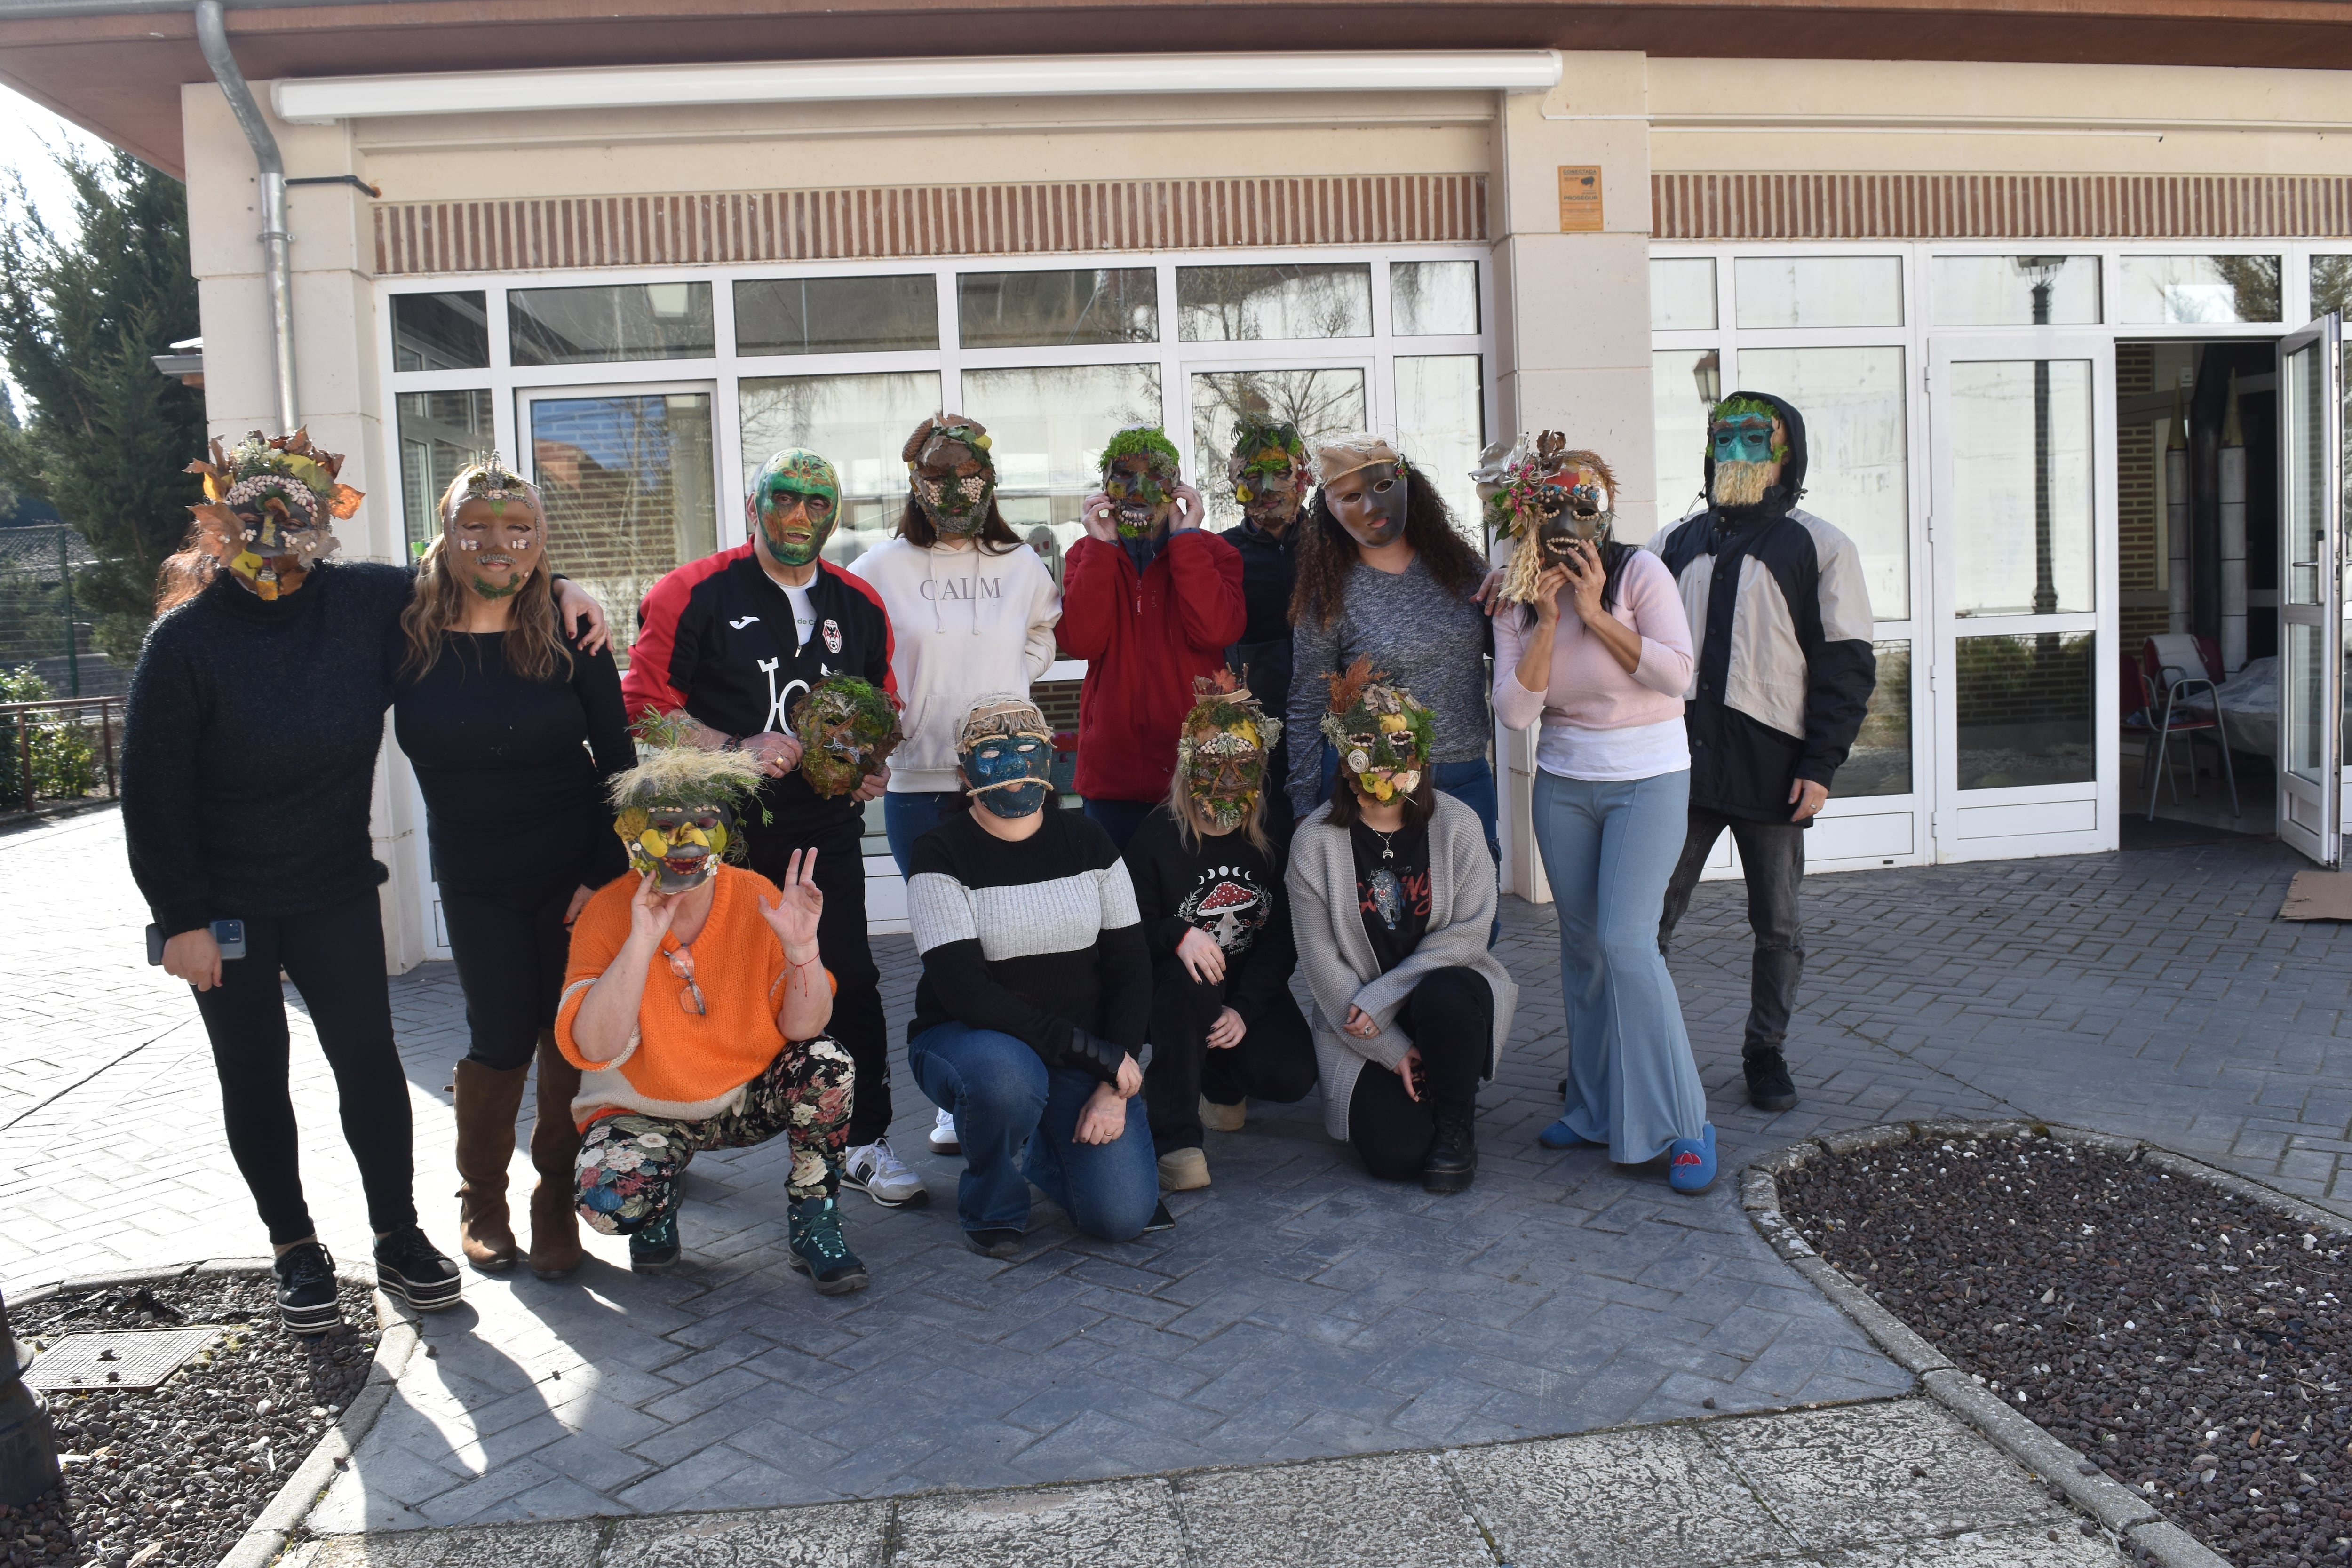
[1283,436,1498,863]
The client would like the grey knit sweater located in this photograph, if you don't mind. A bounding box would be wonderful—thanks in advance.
[1286,555,1494,812]
[1284,792,1519,1141]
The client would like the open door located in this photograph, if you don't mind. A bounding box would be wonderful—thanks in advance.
[2278,315,2345,866]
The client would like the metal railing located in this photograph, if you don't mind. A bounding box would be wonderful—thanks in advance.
[0,695,121,815]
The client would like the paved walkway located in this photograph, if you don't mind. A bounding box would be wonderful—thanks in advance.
[6,808,2350,1534]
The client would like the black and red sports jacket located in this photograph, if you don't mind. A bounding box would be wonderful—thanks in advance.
[621,543,896,844]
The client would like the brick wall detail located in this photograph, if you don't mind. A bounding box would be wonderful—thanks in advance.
[1653,175,2352,240]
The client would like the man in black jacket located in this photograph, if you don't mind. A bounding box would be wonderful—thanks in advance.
[1217,419,1309,847]
[1647,392,1876,1114]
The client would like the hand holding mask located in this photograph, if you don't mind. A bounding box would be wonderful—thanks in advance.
[184,430,364,601]
[1319,657,1434,805]
[904,414,996,540]
[609,716,770,894]
[1176,670,1282,835]
[789,674,904,799]
[1487,433,1621,607]
[956,693,1057,820]
[1095,426,1184,539]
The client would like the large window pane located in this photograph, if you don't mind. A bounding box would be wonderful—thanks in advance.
[527,392,716,660]
[962,364,1162,552]
[1947,358,2094,617]
[1177,264,1372,342]
[958,269,1155,349]
[1840,640,1913,797]
[738,372,944,568]
[735,275,938,357]
[2114,255,2280,325]
[510,283,715,366]
[1734,256,1903,329]
[1188,369,1367,533]
[392,292,488,371]
[1394,356,1486,545]
[395,390,493,557]
[1651,258,1717,331]
[2317,256,2352,319]
[2288,621,2327,785]
[1955,631,2094,789]
[1738,347,1910,620]
[1391,262,1478,336]
[1651,350,1717,533]
[1931,255,2100,326]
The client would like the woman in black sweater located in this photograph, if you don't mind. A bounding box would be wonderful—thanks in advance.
[392,457,633,1281]
[122,432,605,1333]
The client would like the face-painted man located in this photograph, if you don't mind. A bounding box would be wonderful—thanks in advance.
[1319,656,1434,806]
[1226,420,1309,535]
[1709,397,1788,509]
[443,455,544,601]
[747,448,842,570]
[790,673,903,799]
[184,430,363,602]
[956,693,1056,820]
[1314,435,1411,552]
[903,414,996,540]
[609,728,768,895]
[1176,671,1282,834]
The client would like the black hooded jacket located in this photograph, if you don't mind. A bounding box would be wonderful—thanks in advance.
[1647,390,1878,825]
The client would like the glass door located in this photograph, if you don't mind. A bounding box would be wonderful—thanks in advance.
[2277,314,2345,865]
[1927,333,2117,860]
[1177,361,1376,530]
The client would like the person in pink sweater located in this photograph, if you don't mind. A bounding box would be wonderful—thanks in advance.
[1485,440,1717,1194]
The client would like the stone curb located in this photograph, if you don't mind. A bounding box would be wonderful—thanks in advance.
[1736,1119,2328,1568]
[9,1258,420,1568]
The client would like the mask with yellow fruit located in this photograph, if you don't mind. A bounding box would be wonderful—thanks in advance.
[603,716,769,896]
[1177,670,1282,832]
[183,430,363,602]
[614,802,737,894]
[1317,656,1435,806]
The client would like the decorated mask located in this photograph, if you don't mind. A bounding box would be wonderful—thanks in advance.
[1097,426,1184,538]
[443,455,544,601]
[1709,397,1788,508]
[903,414,996,539]
[789,673,904,798]
[1319,656,1434,805]
[1226,419,1309,532]
[1487,434,1621,605]
[1315,434,1410,551]
[957,693,1056,820]
[608,718,768,894]
[1176,670,1281,833]
[184,430,363,601]
[747,448,841,568]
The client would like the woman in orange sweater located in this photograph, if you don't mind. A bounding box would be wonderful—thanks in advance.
[555,734,863,1288]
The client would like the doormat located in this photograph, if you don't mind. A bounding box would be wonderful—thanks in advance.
[2280,869,2352,921]
[23,1327,217,1392]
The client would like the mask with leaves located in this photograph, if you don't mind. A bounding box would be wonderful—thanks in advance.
[1319,657,1435,805]
[790,673,903,798]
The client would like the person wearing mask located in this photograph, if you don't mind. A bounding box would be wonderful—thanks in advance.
[623,449,921,1210]
[904,694,1164,1254]
[1059,425,1247,851]
[1485,438,1715,1194]
[1120,673,1317,1194]
[393,457,636,1280]
[1648,393,1876,1115]
[124,430,608,1331]
[1285,664,1517,1194]
[1217,418,1311,848]
[1286,436,1498,864]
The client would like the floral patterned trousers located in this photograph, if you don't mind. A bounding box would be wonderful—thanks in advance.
[573,1035,855,1235]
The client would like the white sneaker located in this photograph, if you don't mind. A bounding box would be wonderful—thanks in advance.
[841,1139,929,1208]
[928,1108,961,1155]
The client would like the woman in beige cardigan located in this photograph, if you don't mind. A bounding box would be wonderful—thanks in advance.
[1285,665,1517,1193]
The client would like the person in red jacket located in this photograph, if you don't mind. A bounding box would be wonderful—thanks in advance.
[1060,425,1248,851]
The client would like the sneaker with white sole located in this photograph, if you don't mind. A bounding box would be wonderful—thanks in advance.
[928,1108,960,1155]
[841,1139,929,1208]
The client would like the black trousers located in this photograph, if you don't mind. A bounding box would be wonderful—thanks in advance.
[1143,959,1319,1151]
[1657,805,1807,1059]
[1345,967,1492,1182]
[188,892,417,1245]
[746,818,890,1146]
[439,879,580,1071]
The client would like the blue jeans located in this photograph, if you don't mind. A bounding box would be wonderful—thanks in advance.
[883,789,962,879]
[1532,768,1707,1162]
[907,1021,1160,1241]
[1310,746,1501,865]
[1082,797,1156,853]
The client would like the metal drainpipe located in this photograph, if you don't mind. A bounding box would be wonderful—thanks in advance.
[193,0,297,434]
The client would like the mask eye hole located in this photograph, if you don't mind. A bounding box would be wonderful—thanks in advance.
[1370,478,1397,494]
[1013,739,1041,755]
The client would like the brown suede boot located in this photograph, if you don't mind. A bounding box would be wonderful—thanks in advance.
[453,1058,529,1272]
[528,1030,586,1280]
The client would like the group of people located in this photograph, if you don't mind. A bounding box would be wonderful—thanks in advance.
[120,387,1875,1332]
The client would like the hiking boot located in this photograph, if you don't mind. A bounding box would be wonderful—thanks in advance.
[1422,1109,1478,1194]
[373,1226,462,1312]
[453,1059,528,1272]
[1157,1146,1210,1192]
[788,1195,870,1295]
[1199,1096,1246,1134]
[1744,1050,1798,1113]
[842,1138,929,1208]
[630,1210,682,1274]
[528,1032,585,1280]
[272,1242,341,1337]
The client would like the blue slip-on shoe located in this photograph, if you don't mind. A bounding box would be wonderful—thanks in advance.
[1667,1124,1718,1194]
[1538,1118,1603,1150]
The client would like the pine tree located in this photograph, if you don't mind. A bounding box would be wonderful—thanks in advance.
[0,149,204,661]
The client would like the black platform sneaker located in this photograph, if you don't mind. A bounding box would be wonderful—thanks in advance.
[273,1241,342,1337]
[374,1225,464,1312]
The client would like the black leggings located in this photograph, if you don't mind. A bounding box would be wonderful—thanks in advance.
[1143,959,1319,1151]
[1345,967,1493,1182]
[440,879,580,1070]
[747,820,890,1146]
[188,892,417,1244]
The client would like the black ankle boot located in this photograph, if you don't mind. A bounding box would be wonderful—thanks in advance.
[1744,1049,1798,1113]
[1422,1108,1478,1194]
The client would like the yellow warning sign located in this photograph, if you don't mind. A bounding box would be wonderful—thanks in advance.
[1558,167,1603,232]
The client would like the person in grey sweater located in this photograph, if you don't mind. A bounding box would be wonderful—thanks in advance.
[1285,435,1497,860]
[1285,666,1518,1192]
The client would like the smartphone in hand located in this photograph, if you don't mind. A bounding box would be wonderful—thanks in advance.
[146,919,247,965]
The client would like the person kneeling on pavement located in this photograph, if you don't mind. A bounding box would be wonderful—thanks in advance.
[1123,671,1318,1194]
[555,726,865,1289]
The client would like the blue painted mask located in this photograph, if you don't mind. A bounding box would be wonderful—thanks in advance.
[1712,414,1779,467]
[957,695,1057,819]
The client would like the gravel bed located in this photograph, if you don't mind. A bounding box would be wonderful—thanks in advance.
[3,1273,379,1568]
[1779,1132,2352,1568]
